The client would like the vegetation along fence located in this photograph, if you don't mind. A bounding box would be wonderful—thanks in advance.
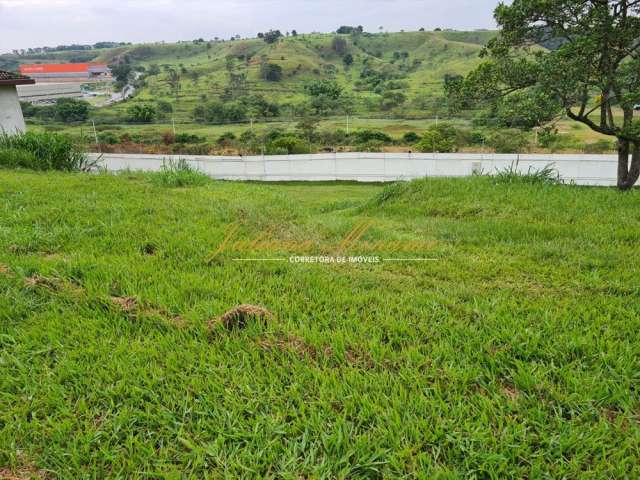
[89,152,620,186]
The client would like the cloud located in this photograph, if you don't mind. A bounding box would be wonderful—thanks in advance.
[0,0,500,52]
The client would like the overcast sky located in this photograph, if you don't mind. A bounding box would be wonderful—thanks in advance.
[0,0,503,53]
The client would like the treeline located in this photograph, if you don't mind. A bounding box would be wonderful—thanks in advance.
[11,42,130,56]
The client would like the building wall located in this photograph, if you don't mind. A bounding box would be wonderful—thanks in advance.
[0,85,26,134]
[17,83,83,102]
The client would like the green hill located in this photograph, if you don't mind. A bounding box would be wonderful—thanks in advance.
[3,30,496,122]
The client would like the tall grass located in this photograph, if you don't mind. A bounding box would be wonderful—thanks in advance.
[494,161,562,185]
[0,131,92,171]
[149,158,210,187]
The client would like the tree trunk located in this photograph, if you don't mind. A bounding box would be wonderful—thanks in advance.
[618,140,640,190]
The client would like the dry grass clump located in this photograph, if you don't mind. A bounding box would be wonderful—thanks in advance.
[110,296,138,313]
[259,334,329,359]
[212,304,272,331]
[24,275,65,292]
[0,263,13,278]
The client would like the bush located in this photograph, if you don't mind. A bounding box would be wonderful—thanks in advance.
[0,147,38,169]
[127,104,156,123]
[156,100,173,114]
[266,136,310,154]
[54,98,90,122]
[161,131,176,145]
[260,63,283,82]
[217,132,236,146]
[402,132,421,144]
[0,132,89,171]
[354,130,392,144]
[176,144,211,155]
[193,101,247,123]
[488,130,530,153]
[175,133,206,144]
[356,140,385,152]
[415,124,460,153]
[98,131,120,145]
[150,159,210,187]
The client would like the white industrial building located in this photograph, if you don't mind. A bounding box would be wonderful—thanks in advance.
[17,83,83,103]
[0,70,35,134]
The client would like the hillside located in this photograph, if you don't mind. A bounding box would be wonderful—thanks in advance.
[2,30,496,121]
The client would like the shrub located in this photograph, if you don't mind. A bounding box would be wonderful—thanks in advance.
[127,104,156,123]
[354,130,392,144]
[98,131,120,145]
[150,159,209,187]
[0,132,89,171]
[156,100,173,114]
[266,136,310,154]
[260,63,283,82]
[161,131,176,145]
[415,124,460,153]
[0,147,38,169]
[356,140,385,152]
[488,129,530,153]
[193,101,247,123]
[175,133,206,144]
[54,98,90,122]
[217,132,236,146]
[402,132,421,144]
[469,131,488,145]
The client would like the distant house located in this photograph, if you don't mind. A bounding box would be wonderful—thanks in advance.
[0,70,35,134]
[19,63,112,83]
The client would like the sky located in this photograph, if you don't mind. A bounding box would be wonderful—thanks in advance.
[0,0,503,53]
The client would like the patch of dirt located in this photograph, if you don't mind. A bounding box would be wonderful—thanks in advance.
[211,304,272,331]
[24,275,65,292]
[0,264,13,278]
[0,467,44,479]
[141,243,157,256]
[169,315,188,329]
[501,383,520,402]
[345,345,375,369]
[110,296,138,313]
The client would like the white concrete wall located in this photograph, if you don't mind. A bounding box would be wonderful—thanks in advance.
[88,152,623,187]
[17,83,83,102]
[0,85,26,134]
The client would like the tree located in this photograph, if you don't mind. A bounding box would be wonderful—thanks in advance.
[451,0,640,190]
[296,117,320,142]
[167,69,181,95]
[109,63,132,84]
[263,30,283,44]
[332,37,347,55]
[343,53,354,68]
[291,30,298,37]
[54,98,90,122]
[306,80,343,115]
[260,63,283,82]
[127,104,156,123]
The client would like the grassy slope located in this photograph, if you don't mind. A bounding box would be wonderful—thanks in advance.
[1,171,639,478]
[3,31,495,121]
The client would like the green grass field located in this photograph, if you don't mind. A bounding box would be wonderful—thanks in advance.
[1,171,639,478]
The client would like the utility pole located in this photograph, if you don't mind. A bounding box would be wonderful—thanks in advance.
[346,115,350,135]
[172,118,176,135]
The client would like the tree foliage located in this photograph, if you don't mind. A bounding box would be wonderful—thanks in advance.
[450,0,640,188]
[260,63,283,82]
